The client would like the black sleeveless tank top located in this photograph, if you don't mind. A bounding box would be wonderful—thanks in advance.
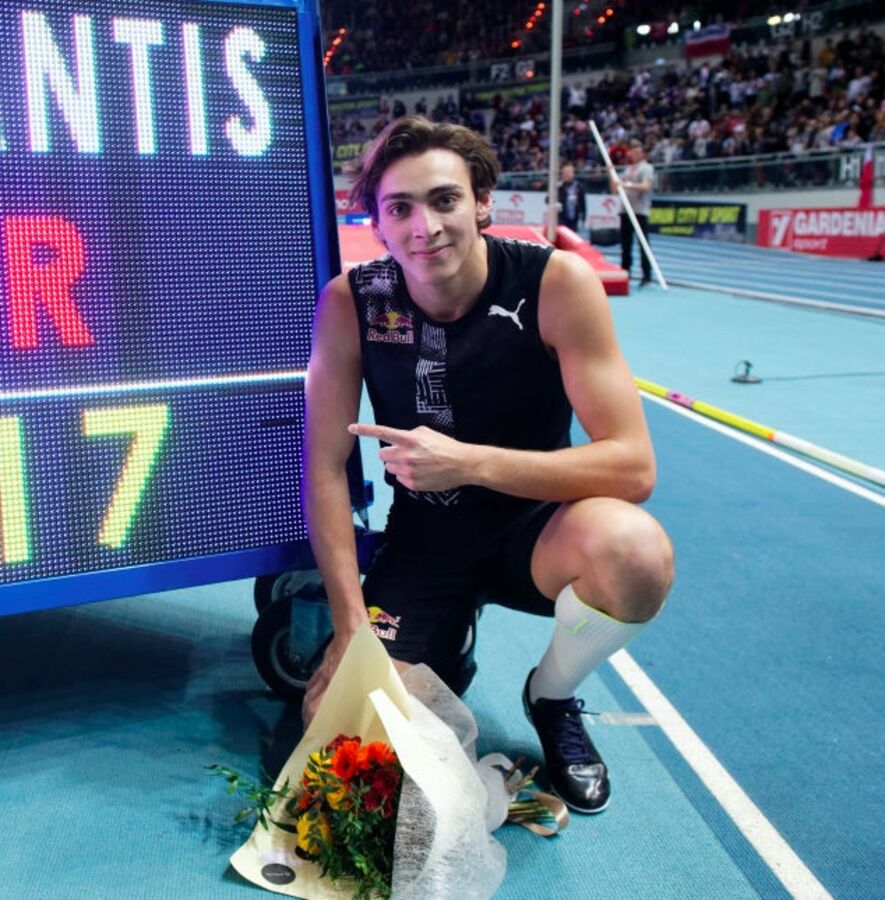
[349,234,572,511]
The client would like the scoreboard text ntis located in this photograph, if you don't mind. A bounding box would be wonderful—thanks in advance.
[0,0,336,613]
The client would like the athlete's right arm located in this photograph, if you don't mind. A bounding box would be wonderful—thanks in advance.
[302,272,367,725]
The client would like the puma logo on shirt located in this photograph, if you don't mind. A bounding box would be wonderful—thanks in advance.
[488,298,526,330]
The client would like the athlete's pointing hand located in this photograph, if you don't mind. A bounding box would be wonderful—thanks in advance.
[348,423,476,492]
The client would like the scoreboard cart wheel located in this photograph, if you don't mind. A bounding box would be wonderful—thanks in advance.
[253,568,323,614]
[251,575,332,702]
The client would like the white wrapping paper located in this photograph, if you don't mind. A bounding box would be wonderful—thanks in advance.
[230,626,506,899]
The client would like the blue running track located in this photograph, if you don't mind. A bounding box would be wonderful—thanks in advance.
[0,237,882,899]
[602,234,885,317]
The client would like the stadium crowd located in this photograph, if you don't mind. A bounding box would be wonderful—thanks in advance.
[493,26,884,188]
[322,0,522,75]
[321,0,879,76]
[328,22,883,190]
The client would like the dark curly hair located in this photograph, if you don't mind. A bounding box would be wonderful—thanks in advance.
[347,116,500,229]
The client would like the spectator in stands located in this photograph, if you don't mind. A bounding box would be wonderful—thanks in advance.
[817,37,836,71]
[847,67,873,103]
[611,140,654,286]
[557,161,587,234]
[568,81,588,116]
[871,102,885,143]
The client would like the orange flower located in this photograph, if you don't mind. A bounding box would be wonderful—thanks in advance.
[330,739,363,781]
[361,741,398,769]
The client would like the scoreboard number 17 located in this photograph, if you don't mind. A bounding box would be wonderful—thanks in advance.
[0,403,170,564]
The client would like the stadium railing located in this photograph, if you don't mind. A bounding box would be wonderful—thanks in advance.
[498,144,885,195]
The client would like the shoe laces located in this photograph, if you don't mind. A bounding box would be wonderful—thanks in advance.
[545,697,596,764]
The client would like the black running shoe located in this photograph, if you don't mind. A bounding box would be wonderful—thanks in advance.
[522,668,610,814]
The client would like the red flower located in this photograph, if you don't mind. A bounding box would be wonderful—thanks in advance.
[327,733,356,753]
[363,789,394,817]
[370,766,401,799]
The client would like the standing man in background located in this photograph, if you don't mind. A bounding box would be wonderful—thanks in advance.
[557,161,586,234]
[612,140,654,285]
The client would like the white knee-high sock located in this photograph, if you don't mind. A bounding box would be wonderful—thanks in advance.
[530,583,650,702]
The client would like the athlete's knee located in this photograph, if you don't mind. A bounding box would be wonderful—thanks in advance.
[576,503,674,623]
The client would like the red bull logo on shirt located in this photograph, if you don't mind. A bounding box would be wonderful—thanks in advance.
[367,310,414,344]
[367,605,401,641]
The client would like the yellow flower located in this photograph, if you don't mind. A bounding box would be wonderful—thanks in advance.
[296,812,332,856]
[326,784,351,810]
[301,750,330,789]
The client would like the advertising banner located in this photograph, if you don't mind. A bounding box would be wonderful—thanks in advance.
[335,188,369,223]
[490,189,547,226]
[329,94,382,173]
[757,207,885,258]
[462,79,550,109]
[491,191,621,236]
[649,200,747,240]
[328,95,381,118]
[332,137,372,173]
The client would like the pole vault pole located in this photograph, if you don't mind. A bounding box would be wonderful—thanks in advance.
[589,119,668,289]
[546,0,564,244]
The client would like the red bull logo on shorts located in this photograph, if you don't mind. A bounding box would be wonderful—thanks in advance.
[367,310,414,344]
[367,605,401,641]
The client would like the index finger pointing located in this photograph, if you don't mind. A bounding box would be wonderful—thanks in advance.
[348,423,412,445]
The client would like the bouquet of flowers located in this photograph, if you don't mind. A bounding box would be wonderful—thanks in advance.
[291,733,402,898]
[226,626,564,899]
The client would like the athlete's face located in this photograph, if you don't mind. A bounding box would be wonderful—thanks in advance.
[372,149,490,293]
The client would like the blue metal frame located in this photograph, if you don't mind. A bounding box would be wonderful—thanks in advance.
[299,0,342,288]
[201,0,305,8]
[1,0,353,616]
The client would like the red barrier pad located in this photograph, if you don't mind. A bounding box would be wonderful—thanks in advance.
[336,223,630,296]
[552,225,629,296]
[337,223,386,269]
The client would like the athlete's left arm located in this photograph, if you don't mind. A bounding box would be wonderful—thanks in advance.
[532,248,655,501]
[349,251,655,503]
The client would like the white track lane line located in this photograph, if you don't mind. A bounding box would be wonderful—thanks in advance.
[614,390,883,896]
[643,392,885,507]
[611,649,833,899]
[664,280,885,318]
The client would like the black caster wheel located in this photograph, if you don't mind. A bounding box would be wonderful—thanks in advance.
[254,568,322,614]
[251,578,332,702]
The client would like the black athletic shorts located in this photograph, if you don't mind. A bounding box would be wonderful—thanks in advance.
[361,496,558,686]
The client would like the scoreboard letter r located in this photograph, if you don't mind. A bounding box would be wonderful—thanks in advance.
[4,215,95,349]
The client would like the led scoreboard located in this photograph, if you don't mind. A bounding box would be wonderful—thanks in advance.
[0,0,343,615]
